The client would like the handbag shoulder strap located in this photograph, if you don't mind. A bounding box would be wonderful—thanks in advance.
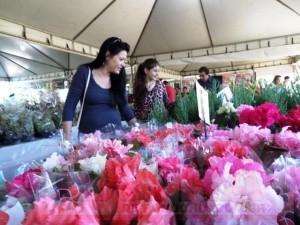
[76,68,91,128]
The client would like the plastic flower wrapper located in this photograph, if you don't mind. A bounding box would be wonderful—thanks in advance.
[208,170,284,225]
[99,139,133,158]
[78,153,107,175]
[202,155,271,196]
[123,128,153,149]
[42,152,68,172]
[0,196,25,225]
[32,111,56,138]
[274,127,300,157]
[137,196,174,225]
[6,168,43,202]
[232,124,272,149]
[49,171,91,201]
[81,131,103,155]
[139,158,158,176]
[270,155,300,172]
[155,122,194,142]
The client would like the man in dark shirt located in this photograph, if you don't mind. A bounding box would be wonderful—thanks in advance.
[197,66,219,91]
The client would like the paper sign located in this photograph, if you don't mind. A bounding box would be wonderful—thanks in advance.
[195,80,210,124]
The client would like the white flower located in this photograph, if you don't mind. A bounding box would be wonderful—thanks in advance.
[43,152,66,171]
[78,153,107,175]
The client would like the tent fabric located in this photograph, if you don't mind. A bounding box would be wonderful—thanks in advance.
[0,0,300,76]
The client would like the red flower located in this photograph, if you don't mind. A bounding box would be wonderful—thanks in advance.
[97,155,141,190]
[0,211,9,225]
[134,169,168,208]
[207,139,249,159]
[239,102,281,128]
[96,186,118,222]
[278,106,300,132]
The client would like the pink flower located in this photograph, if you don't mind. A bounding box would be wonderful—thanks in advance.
[100,139,132,158]
[82,130,103,153]
[185,194,212,225]
[202,155,271,196]
[232,124,272,149]
[273,166,300,194]
[157,156,182,179]
[158,156,202,197]
[208,170,284,225]
[6,168,42,201]
[274,127,300,157]
[137,196,174,225]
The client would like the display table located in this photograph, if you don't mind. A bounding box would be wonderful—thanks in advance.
[0,137,61,180]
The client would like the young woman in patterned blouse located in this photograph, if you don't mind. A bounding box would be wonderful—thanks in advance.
[133,58,167,122]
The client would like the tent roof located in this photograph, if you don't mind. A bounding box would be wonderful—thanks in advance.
[0,0,300,76]
[1,0,300,56]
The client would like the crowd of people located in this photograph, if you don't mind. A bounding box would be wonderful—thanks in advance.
[61,36,294,145]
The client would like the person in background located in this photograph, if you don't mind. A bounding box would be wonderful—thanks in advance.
[163,80,176,104]
[198,66,220,91]
[272,75,282,86]
[133,58,167,122]
[283,76,290,87]
[182,86,189,96]
[62,37,137,142]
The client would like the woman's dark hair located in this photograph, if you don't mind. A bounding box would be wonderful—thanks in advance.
[273,75,281,84]
[86,37,130,105]
[133,58,159,108]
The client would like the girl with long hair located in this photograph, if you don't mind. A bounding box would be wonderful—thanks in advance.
[133,58,167,122]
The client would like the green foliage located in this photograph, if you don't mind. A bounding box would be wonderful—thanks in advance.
[287,82,300,110]
[255,85,289,113]
[208,85,222,121]
[172,94,190,124]
[149,102,169,125]
[232,84,255,108]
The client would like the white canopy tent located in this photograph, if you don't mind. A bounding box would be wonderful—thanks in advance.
[0,0,300,78]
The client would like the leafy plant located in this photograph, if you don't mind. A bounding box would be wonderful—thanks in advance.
[149,102,169,125]
[255,85,289,113]
[232,84,255,108]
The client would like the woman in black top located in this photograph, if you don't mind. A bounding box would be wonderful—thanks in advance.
[62,37,137,142]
